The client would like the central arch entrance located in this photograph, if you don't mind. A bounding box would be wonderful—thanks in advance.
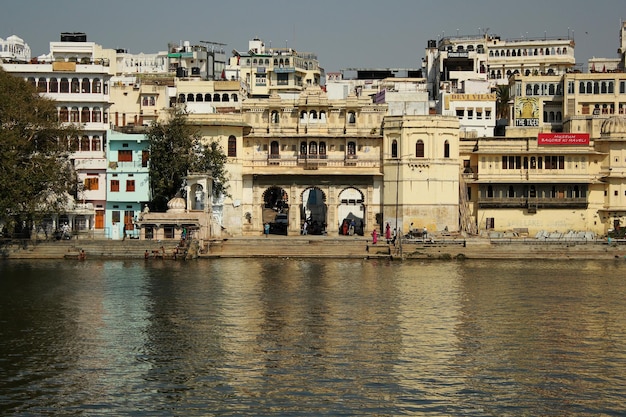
[337,187,365,236]
[301,187,327,235]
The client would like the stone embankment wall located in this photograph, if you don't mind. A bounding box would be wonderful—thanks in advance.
[2,236,626,261]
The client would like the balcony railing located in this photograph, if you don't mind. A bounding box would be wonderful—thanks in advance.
[249,154,379,168]
[478,196,588,209]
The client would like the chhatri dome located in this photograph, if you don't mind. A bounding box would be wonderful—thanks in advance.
[166,195,186,213]
[601,116,626,135]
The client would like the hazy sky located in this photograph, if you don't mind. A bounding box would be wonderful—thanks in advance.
[2,0,624,72]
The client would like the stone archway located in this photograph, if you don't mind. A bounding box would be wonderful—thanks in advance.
[337,187,365,236]
[262,186,289,235]
[301,187,327,235]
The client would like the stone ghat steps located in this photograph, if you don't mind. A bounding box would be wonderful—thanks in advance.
[204,237,385,259]
[1,240,177,259]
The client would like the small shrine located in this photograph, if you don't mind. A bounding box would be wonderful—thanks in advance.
[136,173,214,244]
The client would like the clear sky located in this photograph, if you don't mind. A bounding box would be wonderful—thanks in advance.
[1,0,624,72]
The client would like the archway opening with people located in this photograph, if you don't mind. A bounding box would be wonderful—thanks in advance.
[337,187,365,236]
[262,186,289,235]
[301,187,327,235]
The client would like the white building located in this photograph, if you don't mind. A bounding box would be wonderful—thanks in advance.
[1,32,113,235]
[0,34,31,63]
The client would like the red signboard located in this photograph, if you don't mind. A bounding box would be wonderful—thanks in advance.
[538,133,590,145]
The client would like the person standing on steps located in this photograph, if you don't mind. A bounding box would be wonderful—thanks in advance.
[264,222,270,237]
[372,228,378,244]
[385,222,391,243]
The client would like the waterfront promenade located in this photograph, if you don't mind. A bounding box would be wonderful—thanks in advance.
[2,233,626,261]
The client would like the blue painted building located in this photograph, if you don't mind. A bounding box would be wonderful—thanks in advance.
[105,129,150,239]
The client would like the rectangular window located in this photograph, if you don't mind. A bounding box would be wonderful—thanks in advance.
[112,210,120,223]
[467,109,473,119]
[456,109,464,119]
[164,226,175,239]
[502,156,508,169]
[559,156,565,169]
[145,226,154,239]
[118,150,132,162]
[111,180,120,192]
[84,177,99,190]
[277,73,289,86]
[142,150,149,167]
[485,109,492,119]
[126,180,135,192]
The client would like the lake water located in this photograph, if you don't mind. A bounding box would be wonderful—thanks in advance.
[1,258,625,416]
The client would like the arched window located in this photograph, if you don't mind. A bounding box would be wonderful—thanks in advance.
[508,186,515,197]
[70,107,80,123]
[593,82,599,94]
[59,107,69,122]
[71,78,80,93]
[319,141,326,158]
[587,82,592,93]
[231,94,238,102]
[320,111,327,122]
[81,107,91,123]
[187,93,194,102]
[37,77,47,93]
[222,93,229,102]
[81,78,90,93]
[310,110,317,120]
[93,78,101,93]
[80,136,90,151]
[444,140,450,158]
[533,84,540,95]
[526,85,533,95]
[548,84,555,95]
[178,94,186,103]
[608,81,614,94]
[92,136,101,151]
[27,77,36,88]
[416,140,425,158]
[300,111,307,121]
[213,93,220,102]
[227,135,237,157]
[196,93,203,102]
[300,141,307,156]
[347,141,356,156]
[348,111,356,124]
[270,141,280,158]
[601,82,607,94]
[391,140,398,158]
[49,78,58,93]
[309,141,317,155]
[205,93,212,102]
[579,82,585,93]
[92,107,101,122]
[60,78,69,93]
[271,110,279,124]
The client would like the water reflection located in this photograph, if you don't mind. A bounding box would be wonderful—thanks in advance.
[1,259,626,415]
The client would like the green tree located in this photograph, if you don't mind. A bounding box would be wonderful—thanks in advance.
[147,109,230,212]
[192,140,230,200]
[496,84,510,119]
[0,69,78,235]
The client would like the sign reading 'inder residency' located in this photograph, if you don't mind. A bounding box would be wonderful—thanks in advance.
[538,133,590,145]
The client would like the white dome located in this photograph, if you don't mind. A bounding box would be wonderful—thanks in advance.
[166,196,186,213]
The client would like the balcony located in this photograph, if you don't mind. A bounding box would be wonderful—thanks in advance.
[478,196,588,209]
[248,154,379,169]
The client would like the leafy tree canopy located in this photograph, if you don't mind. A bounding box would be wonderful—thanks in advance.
[0,69,79,232]
[147,108,230,212]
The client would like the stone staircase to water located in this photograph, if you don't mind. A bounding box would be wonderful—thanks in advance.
[204,237,387,259]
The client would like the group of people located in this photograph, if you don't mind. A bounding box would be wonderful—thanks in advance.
[340,219,358,236]
[370,222,428,244]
